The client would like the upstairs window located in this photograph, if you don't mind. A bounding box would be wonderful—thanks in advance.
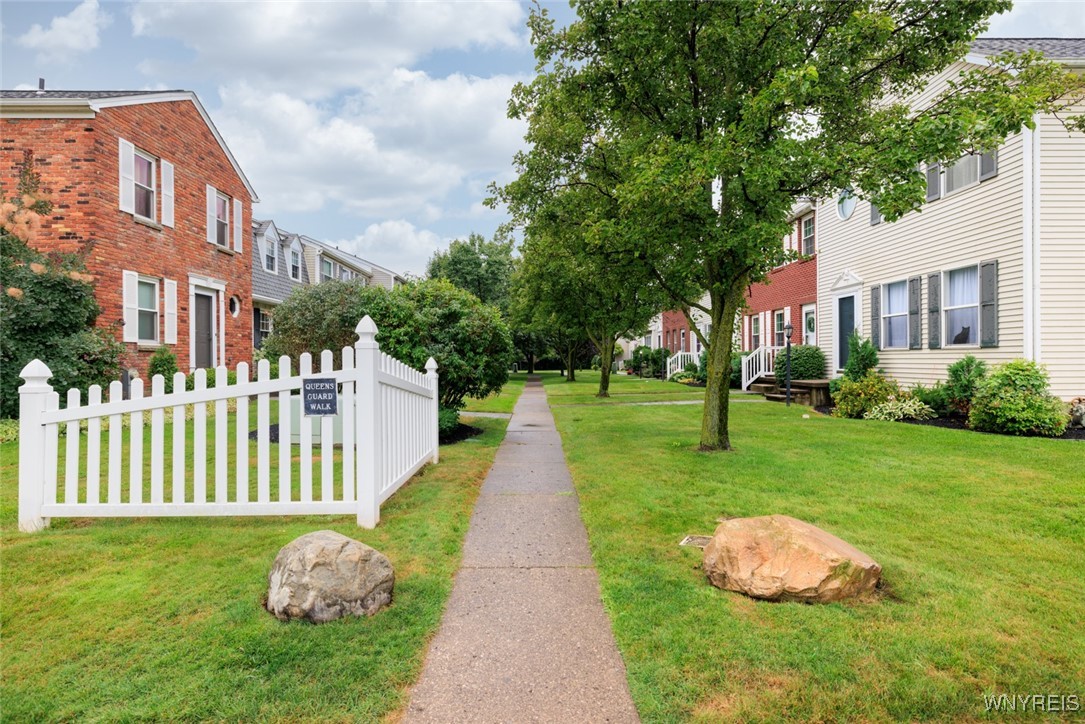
[206,185,242,252]
[215,194,229,246]
[264,239,276,272]
[119,139,173,227]
[321,258,334,282]
[134,152,156,221]
[801,213,815,255]
[290,248,301,280]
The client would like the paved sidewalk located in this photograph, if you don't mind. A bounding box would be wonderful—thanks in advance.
[405,377,639,723]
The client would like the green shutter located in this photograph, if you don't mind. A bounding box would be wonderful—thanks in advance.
[927,272,941,349]
[870,285,881,350]
[980,259,999,348]
[908,276,922,350]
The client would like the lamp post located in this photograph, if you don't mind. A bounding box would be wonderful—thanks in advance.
[783,322,794,406]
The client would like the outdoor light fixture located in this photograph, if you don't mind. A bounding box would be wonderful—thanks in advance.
[783,322,794,406]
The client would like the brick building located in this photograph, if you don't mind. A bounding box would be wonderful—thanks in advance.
[1,90,258,375]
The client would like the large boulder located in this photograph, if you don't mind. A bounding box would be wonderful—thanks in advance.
[702,515,881,603]
[267,530,394,622]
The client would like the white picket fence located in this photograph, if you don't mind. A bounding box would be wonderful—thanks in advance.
[17,316,438,533]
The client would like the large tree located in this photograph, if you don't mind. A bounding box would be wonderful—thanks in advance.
[426,231,516,314]
[498,0,1084,450]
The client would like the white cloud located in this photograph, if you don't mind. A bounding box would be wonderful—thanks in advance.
[130,0,526,99]
[335,220,446,277]
[17,0,111,63]
[985,1,1085,37]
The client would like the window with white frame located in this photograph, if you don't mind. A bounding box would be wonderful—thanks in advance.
[945,266,979,345]
[290,248,301,280]
[774,310,785,346]
[320,258,334,282]
[215,194,230,246]
[340,266,354,281]
[928,150,998,199]
[264,239,276,272]
[751,316,760,349]
[137,278,159,343]
[881,281,908,349]
[134,151,156,221]
[801,214,815,255]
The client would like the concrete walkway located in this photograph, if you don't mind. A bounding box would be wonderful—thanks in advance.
[405,377,639,723]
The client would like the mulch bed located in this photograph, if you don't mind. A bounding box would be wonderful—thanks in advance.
[812,407,1085,441]
[249,422,484,445]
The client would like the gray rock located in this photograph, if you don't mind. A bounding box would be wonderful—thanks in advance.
[267,530,394,622]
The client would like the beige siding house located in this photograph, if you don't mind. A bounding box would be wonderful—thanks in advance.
[817,39,1085,400]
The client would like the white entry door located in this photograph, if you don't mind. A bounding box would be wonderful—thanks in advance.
[803,304,816,346]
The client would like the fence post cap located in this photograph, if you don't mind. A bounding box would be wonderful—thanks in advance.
[425,357,438,372]
[355,315,378,340]
[19,359,52,384]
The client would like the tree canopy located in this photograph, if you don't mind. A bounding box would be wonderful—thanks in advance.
[426,231,516,314]
[496,0,1085,449]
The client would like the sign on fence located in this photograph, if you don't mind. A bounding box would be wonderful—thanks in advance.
[302,378,338,416]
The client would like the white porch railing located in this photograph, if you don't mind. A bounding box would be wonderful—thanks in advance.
[741,345,783,390]
[17,315,438,533]
[666,351,698,380]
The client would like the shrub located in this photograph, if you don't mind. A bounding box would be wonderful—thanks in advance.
[148,347,179,393]
[842,331,879,381]
[832,371,900,419]
[865,397,936,422]
[773,344,826,381]
[264,279,514,410]
[968,360,1068,437]
[946,355,987,416]
[911,381,951,418]
[670,370,696,384]
[630,346,666,378]
[184,368,238,391]
[437,406,460,439]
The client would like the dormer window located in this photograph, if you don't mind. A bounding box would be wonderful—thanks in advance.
[264,239,276,272]
[290,248,301,280]
[321,258,334,282]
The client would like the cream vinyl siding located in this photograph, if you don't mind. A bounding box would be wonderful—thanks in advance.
[1037,105,1085,399]
[817,128,1027,388]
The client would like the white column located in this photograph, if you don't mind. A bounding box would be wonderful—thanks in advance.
[354,316,381,528]
[19,360,53,532]
[425,357,439,464]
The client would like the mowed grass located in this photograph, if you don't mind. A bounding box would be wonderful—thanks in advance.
[548,372,1084,722]
[543,369,713,406]
[0,414,508,722]
[461,372,528,414]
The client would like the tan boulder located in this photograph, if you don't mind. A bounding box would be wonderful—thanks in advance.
[267,530,394,622]
[702,515,881,603]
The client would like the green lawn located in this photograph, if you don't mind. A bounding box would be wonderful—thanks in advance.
[548,372,1084,722]
[461,372,529,414]
[542,369,713,406]
[0,414,508,721]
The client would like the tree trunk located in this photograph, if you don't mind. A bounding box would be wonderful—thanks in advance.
[527,353,535,374]
[700,290,742,451]
[597,336,616,397]
[566,347,577,382]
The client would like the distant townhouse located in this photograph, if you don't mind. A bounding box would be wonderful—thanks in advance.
[0,89,258,374]
[817,38,1085,400]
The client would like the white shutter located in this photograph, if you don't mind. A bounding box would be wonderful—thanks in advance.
[119,139,135,213]
[743,316,749,350]
[232,198,243,252]
[122,271,139,342]
[161,160,175,228]
[164,279,178,344]
[206,185,217,245]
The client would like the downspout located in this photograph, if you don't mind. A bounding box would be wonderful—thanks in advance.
[1021,115,1042,362]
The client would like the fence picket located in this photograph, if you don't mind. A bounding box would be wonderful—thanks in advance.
[214,367,228,503]
[193,369,207,504]
[172,372,186,504]
[151,376,165,504]
[64,389,80,504]
[44,392,59,508]
[257,359,271,503]
[129,378,144,504]
[341,347,355,503]
[107,381,122,504]
[277,357,291,503]
[299,353,313,503]
[86,385,101,505]
[320,349,334,501]
[236,362,250,504]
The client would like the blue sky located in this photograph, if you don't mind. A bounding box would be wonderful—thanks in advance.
[3,1,1083,276]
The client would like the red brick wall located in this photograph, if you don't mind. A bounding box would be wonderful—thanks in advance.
[742,256,818,349]
[661,309,691,353]
[2,100,253,376]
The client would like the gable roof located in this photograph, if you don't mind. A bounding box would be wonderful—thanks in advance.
[0,90,258,202]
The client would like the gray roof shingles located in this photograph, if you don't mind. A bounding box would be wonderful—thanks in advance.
[972,38,1085,58]
[0,90,187,99]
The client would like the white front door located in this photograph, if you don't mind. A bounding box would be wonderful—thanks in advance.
[802,304,816,346]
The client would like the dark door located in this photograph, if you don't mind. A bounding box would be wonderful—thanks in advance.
[837,295,854,370]
[194,293,214,369]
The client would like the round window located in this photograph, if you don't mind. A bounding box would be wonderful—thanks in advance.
[837,189,857,220]
[229,296,241,317]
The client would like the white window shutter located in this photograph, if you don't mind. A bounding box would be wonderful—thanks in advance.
[122,271,139,343]
[743,316,749,349]
[119,139,135,213]
[164,279,178,344]
[161,160,175,228]
[206,185,217,245]
[233,198,243,252]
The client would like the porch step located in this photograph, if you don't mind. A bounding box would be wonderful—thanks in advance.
[749,383,777,395]
[764,391,813,406]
